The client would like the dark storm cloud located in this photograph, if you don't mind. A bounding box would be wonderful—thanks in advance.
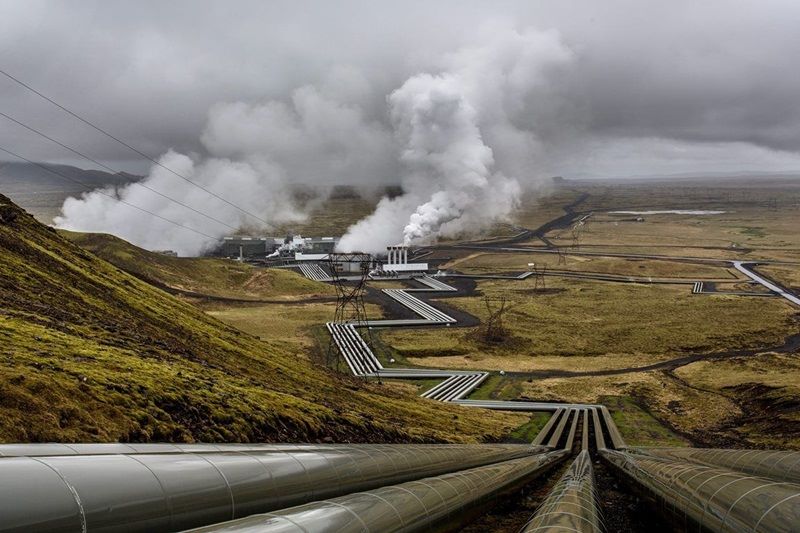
[2,0,800,175]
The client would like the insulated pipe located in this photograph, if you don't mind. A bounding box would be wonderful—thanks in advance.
[581,409,589,452]
[521,450,602,533]
[547,408,572,449]
[601,449,800,532]
[532,409,565,446]
[564,409,580,452]
[599,405,626,449]
[186,450,569,533]
[0,444,544,533]
[0,442,377,457]
[591,408,606,451]
[632,447,800,485]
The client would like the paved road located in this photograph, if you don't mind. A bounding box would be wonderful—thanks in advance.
[733,261,800,306]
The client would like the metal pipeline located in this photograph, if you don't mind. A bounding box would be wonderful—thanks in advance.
[547,408,573,449]
[581,409,589,452]
[599,406,626,449]
[532,409,565,447]
[564,409,580,452]
[521,450,602,533]
[0,443,366,457]
[0,443,545,532]
[632,447,800,484]
[601,449,800,531]
[591,408,606,451]
[186,450,569,532]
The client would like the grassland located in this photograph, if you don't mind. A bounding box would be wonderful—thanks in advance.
[535,180,800,262]
[674,353,800,448]
[602,396,689,447]
[382,277,796,372]
[546,209,800,260]
[63,230,333,300]
[507,412,551,443]
[442,251,734,279]
[0,194,526,443]
[204,301,384,354]
[758,264,800,291]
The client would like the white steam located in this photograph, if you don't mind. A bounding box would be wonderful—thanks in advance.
[337,27,573,252]
[55,70,394,255]
[55,151,303,255]
[56,27,573,255]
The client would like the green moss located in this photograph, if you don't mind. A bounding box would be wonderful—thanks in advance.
[602,395,689,447]
[508,413,552,443]
[467,375,523,401]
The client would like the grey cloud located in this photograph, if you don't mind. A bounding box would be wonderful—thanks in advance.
[2,0,800,172]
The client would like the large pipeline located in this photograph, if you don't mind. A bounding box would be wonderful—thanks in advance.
[601,449,800,531]
[0,444,544,532]
[0,442,371,457]
[186,450,569,533]
[521,450,602,533]
[632,447,800,484]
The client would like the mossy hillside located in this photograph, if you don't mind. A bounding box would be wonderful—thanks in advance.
[61,230,333,300]
[0,195,524,442]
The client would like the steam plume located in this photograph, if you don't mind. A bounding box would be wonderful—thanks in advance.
[56,27,573,255]
[337,27,573,252]
[55,73,394,255]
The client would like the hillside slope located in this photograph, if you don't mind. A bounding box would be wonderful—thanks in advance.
[0,195,523,443]
[61,230,332,301]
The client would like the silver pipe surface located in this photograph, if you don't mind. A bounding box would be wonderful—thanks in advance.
[521,450,602,533]
[185,450,569,532]
[601,449,800,532]
[632,447,800,485]
[532,409,564,446]
[0,443,358,457]
[0,444,544,533]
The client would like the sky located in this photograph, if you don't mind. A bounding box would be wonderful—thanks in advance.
[2,1,800,253]
[2,0,800,179]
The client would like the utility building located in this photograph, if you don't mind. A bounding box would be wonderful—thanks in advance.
[384,244,428,273]
[215,235,337,260]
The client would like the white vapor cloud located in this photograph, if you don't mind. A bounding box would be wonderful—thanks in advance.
[338,27,573,252]
[54,151,304,255]
[54,70,398,254]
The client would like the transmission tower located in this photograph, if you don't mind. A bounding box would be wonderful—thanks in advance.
[533,263,547,291]
[557,246,567,265]
[571,222,583,250]
[326,253,377,374]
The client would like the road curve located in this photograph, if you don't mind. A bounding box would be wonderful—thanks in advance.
[733,261,800,306]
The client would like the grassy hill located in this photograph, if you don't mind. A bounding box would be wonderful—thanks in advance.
[0,194,523,443]
[61,231,334,301]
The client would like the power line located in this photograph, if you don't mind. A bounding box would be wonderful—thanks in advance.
[0,110,239,231]
[0,144,217,239]
[0,67,272,226]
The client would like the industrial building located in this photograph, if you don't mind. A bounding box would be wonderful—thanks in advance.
[383,244,428,273]
[215,235,337,260]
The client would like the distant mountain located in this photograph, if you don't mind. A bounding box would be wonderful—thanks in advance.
[0,161,141,222]
[0,161,140,193]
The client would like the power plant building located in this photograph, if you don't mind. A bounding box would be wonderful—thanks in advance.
[217,235,337,260]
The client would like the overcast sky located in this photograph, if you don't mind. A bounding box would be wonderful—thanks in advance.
[2,0,800,179]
